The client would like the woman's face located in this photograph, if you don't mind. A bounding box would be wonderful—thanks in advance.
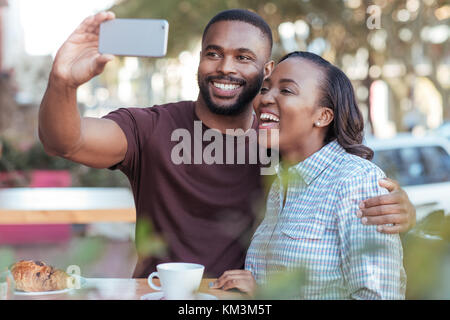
[254,57,326,151]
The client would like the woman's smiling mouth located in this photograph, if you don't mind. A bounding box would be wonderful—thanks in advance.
[259,111,280,129]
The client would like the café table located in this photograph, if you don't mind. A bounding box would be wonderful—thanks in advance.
[12,278,246,300]
[0,187,136,224]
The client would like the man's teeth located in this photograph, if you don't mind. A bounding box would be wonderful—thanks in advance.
[213,82,240,90]
[260,113,280,122]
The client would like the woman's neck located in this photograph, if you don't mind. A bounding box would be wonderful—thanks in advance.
[281,134,326,165]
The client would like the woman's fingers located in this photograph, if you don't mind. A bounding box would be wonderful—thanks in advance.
[221,277,253,292]
[211,270,245,288]
[210,270,253,289]
[211,273,256,297]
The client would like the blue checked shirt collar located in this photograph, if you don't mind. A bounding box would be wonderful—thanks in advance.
[276,140,345,185]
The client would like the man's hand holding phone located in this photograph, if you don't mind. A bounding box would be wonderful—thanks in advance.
[39,11,170,170]
[51,11,116,89]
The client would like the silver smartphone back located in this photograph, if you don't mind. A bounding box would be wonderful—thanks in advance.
[99,18,169,57]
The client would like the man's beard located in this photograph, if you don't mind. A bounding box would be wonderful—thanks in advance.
[197,72,264,116]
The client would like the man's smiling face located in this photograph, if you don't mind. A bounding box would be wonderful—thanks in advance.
[197,20,272,116]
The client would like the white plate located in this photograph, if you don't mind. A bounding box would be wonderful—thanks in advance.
[14,275,86,296]
[140,292,218,300]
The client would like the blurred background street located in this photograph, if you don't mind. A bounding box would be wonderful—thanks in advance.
[0,0,449,298]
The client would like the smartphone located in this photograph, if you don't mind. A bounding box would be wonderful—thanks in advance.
[99,18,169,57]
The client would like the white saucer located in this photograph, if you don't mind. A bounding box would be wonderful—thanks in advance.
[140,292,218,300]
[14,287,72,296]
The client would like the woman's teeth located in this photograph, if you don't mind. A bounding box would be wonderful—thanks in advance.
[260,113,280,122]
[213,82,241,91]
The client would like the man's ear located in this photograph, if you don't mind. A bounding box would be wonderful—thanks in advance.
[316,107,334,127]
[264,60,275,79]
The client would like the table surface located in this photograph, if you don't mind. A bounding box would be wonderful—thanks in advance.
[12,278,246,300]
[0,187,136,224]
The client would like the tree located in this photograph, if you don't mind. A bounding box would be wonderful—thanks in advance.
[110,0,449,128]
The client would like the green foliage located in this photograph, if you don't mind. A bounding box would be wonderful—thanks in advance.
[110,0,352,59]
[0,139,29,172]
[401,210,450,299]
[52,236,107,268]
[135,218,168,259]
[0,247,15,271]
[0,138,76,172]
[71,166,130,188]
[110,0,449,119]
[110,0,433,60]
[25,143,77,170]
[255,267,308,300]
[0,138,129,188]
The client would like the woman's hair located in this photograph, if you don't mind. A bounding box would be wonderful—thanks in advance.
[279,51,374,160]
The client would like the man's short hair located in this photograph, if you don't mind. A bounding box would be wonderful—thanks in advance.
[202,9,273,53]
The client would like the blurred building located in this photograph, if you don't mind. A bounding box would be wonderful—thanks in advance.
[0,1,53,145]
[0,0,20,73]
[79,48,200,118]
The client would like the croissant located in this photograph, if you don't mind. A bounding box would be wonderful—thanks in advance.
[11,260,70,292]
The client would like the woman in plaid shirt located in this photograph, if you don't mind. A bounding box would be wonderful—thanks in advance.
[212,51,406,299]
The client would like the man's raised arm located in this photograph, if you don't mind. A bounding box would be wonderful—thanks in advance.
[39,11,127,169]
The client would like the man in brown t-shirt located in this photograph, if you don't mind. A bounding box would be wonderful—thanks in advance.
[38,10,416,278]
[102,101,265,277]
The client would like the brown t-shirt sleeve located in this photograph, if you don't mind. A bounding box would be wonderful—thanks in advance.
[102,107,156,178]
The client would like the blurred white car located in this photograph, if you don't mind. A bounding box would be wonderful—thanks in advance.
[365,134,450,221]
[431,122,450,142]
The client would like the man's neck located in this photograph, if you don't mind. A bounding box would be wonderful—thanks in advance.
[194,96,254,134]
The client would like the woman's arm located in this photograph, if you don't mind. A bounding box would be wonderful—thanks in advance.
[337,167,407,299]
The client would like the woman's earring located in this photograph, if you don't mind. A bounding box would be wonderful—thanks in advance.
[315,122,321,127]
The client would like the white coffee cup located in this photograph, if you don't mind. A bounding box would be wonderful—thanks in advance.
[147,262,205,300]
